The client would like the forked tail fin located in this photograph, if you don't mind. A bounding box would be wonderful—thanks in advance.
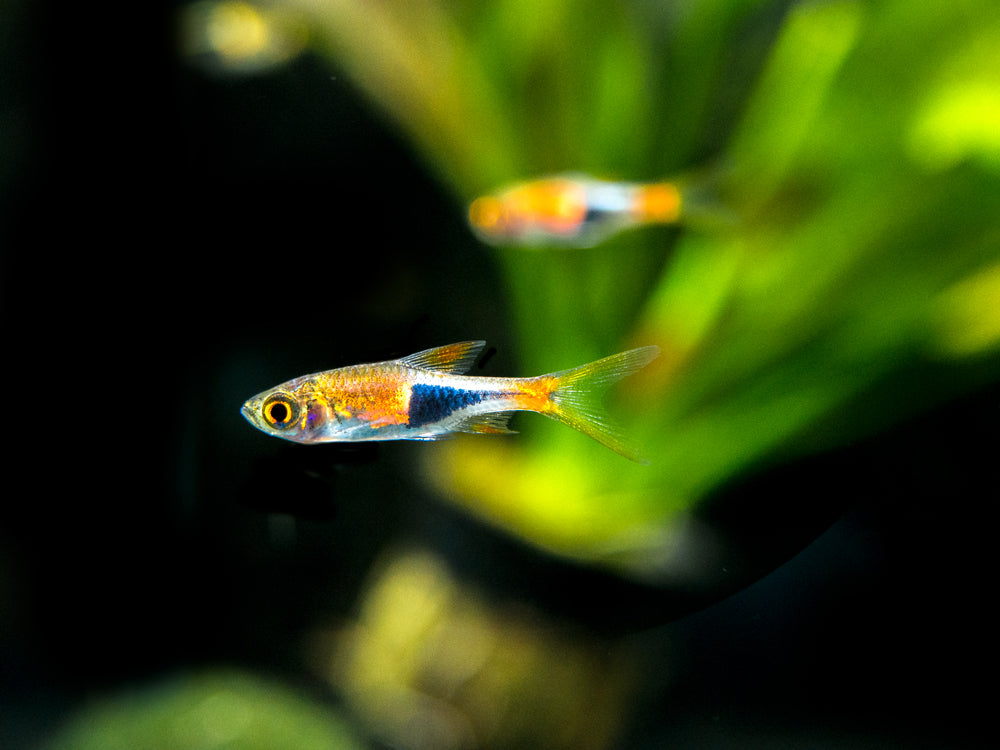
[671,165,740,232]
[545,346,660,463]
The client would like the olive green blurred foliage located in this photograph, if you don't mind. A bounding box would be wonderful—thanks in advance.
[42,670,363,750]
[285,0,1000,573]
[329,547,636,750]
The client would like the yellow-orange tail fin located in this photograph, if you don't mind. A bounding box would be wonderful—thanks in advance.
[636,183,683,225]
[545,346,660,463]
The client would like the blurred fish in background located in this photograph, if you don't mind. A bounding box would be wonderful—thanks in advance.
[468,171,732,248]
[469,174,684,248]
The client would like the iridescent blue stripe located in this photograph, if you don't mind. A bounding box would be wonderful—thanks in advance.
[408,384,485,428]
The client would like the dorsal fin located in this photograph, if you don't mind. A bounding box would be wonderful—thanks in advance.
[397,341,486,374]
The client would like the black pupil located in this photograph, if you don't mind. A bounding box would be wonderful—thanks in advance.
[270,402,289,423]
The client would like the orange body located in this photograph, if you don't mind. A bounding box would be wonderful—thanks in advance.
[241,341,659,462]
[469,175,682,247]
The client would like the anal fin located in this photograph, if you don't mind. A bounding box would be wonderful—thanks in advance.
[455,412,518,435]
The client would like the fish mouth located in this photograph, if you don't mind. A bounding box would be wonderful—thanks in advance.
[240,401,255,424]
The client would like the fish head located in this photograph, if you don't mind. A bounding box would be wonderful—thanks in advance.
[468,193,518,244]
[468,178,588,246]
[241,385,313,442]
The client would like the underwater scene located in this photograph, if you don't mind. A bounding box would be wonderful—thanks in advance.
[2,0,1000,747]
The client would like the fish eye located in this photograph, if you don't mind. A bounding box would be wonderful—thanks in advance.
[262,393,300,429]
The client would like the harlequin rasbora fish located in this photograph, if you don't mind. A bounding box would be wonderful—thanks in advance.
[241,341,659,463]
[468,174,684,247]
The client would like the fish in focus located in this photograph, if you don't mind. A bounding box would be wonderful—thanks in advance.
[468,174,684,247]
[241,341,660,462]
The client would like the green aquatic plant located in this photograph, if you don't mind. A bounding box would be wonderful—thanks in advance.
[43,670,364,750]
[278,0,1000,575]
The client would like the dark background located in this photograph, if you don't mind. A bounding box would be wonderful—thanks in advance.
[2,2,997,747]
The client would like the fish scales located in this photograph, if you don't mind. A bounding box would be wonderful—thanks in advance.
[407,384,487,428]
[241,342,659,462]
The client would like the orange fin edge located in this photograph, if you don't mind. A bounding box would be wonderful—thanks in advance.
[398,341,487,375]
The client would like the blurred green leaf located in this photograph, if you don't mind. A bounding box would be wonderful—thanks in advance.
[43,670,363,750]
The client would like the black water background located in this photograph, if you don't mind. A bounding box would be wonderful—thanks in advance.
[1,3,997,747]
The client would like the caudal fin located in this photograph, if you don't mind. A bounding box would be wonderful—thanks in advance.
[545,346,660,463]
[672,165,740,231]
